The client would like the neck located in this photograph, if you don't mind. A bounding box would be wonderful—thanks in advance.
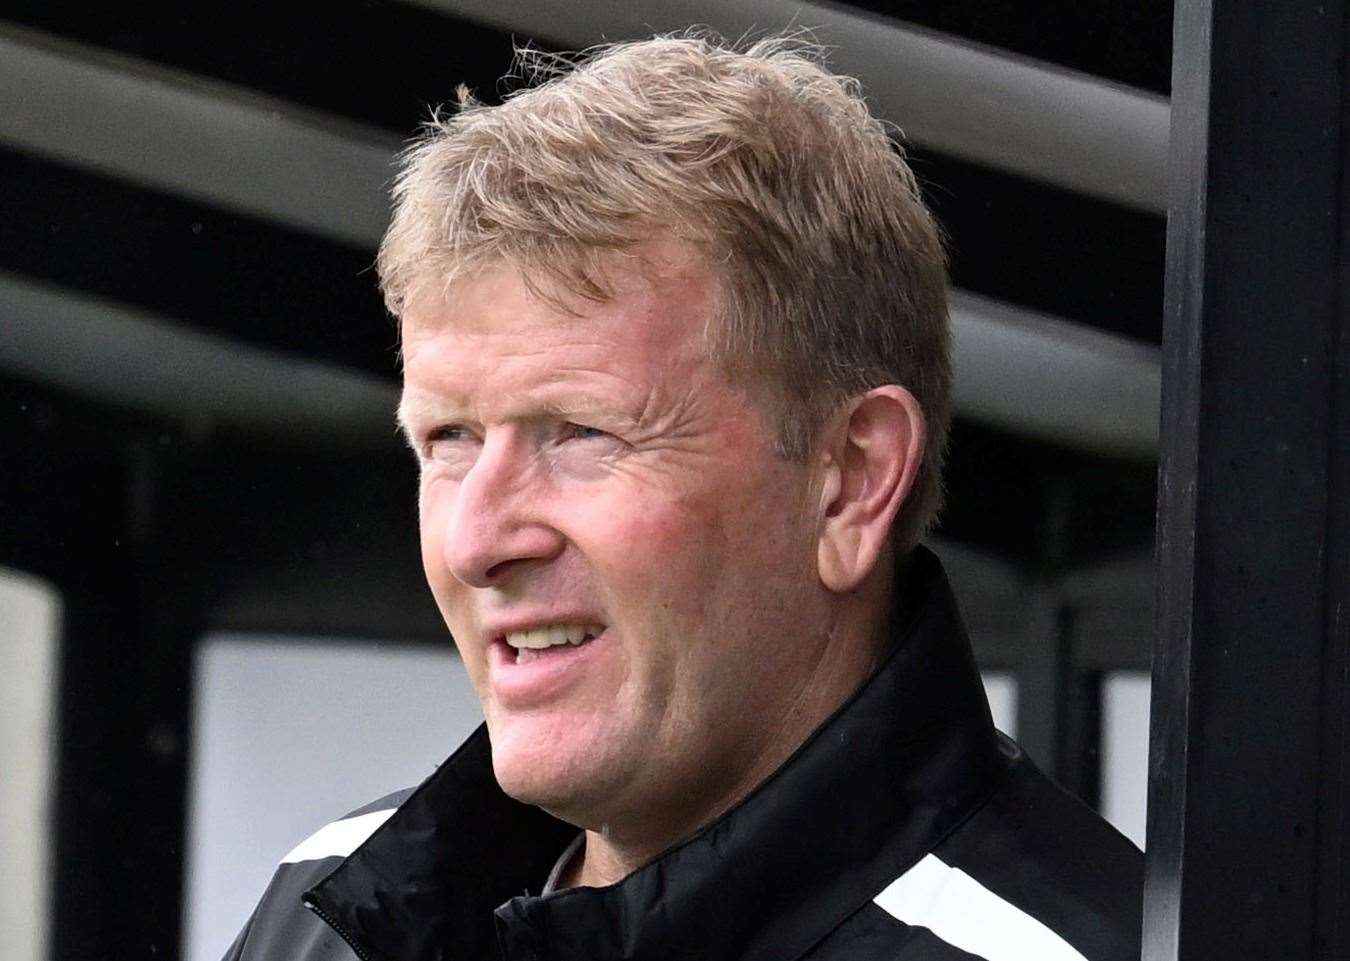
[567,832,631,889]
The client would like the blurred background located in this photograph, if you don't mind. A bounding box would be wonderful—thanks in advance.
[0,3,1170,959]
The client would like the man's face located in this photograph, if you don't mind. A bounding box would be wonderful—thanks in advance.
[399,249,833,838]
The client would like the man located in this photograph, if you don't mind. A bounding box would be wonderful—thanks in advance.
[226,34,1142,961]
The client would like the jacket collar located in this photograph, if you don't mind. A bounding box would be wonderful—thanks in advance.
[306,547,1002,961]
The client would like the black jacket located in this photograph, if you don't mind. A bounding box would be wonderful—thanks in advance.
[224,548,1142,961]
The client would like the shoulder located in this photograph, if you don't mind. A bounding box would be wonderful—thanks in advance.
[276,788,414,866]
[871,737,1143,961]
[221,788,415,961]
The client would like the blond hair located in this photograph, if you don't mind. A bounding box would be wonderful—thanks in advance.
[378,33,951,550]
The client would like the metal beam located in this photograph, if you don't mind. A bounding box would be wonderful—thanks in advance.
[0,272,397,445]
[417,0,1170,213]
[0,24,395,247]
[950,291,1159,458]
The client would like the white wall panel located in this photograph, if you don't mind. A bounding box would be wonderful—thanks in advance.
[1101,670,1151,848]
[982,671,1019,739]
[183,636,483,961]
[0,569,60,961]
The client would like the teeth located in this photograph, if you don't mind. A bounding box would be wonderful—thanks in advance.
[504,623,600,650]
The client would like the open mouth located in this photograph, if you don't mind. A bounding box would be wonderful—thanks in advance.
[501,623,605,665]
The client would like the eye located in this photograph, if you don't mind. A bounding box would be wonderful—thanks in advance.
[566,423,611,441]
[423,424,477,460]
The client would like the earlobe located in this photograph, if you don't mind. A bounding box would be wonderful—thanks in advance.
[815,386,926,593]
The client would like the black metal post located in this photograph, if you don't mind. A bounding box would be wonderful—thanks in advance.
[1147,2,1350,959]
[45,432,199,961]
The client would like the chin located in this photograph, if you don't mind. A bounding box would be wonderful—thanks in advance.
[488,720,622,823]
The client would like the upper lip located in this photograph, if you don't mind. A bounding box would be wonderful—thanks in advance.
[479,613,606,643]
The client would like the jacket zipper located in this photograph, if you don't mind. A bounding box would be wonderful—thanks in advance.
[303,896,375,961]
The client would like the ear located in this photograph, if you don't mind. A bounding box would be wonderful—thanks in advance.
[816,386,927,593]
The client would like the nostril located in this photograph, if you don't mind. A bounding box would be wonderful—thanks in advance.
[446,518,566,587]
[484,559,514,581]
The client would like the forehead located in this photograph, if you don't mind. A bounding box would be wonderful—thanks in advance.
[399,238,718,337]
[397,249,719,419]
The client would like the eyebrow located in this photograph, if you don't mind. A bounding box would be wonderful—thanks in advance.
[395,392,458,440]
[395,389,642,439]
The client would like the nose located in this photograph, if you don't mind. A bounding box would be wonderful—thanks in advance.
[438,432,566,588]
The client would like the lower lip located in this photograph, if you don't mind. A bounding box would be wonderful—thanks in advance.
[488,630,608,708]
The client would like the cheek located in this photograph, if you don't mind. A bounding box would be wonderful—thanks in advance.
[645,475,816,634]
[582,489,748,640]
[559,492,706,653]
[576,505,691,594]
[581,483,725,567]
